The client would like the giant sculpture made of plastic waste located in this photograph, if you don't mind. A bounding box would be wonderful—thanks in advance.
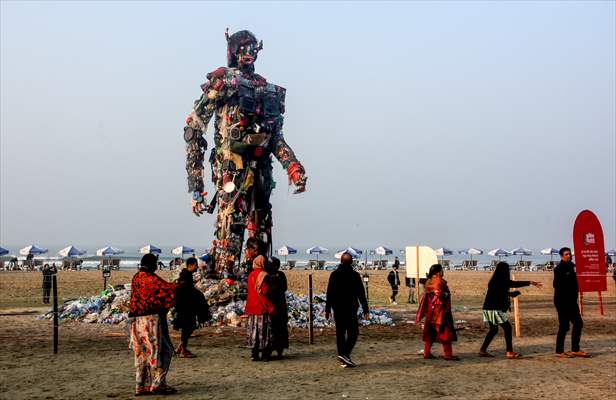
[184,29,307,274]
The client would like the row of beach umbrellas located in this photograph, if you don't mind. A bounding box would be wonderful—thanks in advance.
[0,244,197,258]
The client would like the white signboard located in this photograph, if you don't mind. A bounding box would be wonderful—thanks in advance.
[405,246,438,281]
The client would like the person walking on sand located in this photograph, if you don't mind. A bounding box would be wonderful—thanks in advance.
[479,262,542,359]
[553,247,589,358]
[387,261,401,304]
[266,257,289,359]
[325,252,369,368]
[41,263,55,304]
[416,264,459,360]
[245,254,275,361]
[173,257,210,358]
[128,253,178,396]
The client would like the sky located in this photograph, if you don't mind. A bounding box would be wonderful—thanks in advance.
[1,1,615,254]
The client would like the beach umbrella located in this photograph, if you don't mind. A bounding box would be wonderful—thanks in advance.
[277,245,297,264]
[510,247,532,261]
[375,246,393,256]
[459,248,483,265]
[0,247,8,256]
[172,246,194,256]
[488,248,510,260]
[435,247,453,263]
[96,246,123,256]
[139,244,162,255]
[306,246,328,266]
[19,244,48,256]
[335,247,361,259]
[605,249,616,257]
[58,245,86,258]
[541,247,560,262]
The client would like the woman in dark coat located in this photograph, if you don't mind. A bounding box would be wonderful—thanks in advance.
[267,257,289,358]
[479,262,541,359]
[173,257,210,358]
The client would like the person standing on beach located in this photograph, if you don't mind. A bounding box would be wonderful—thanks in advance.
[41,263,55,304]
[128,254,178,396]
[325,252,369,368]
[416,264,459,360]
[173,257,210,358]
[266,257,289,359]
[387,262,401,304]
[479,262,542,359]
[245,254,275,361]
[553,247,589,358]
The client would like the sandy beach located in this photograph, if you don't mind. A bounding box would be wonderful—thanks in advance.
[0,271,614,399]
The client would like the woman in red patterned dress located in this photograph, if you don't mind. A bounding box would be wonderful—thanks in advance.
[129,253,178,396]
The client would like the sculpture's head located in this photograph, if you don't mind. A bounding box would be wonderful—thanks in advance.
[226,29,262,69]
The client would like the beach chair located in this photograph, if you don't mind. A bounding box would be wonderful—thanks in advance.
[318,260,326,270]
[487,260,498,271]
[0,260,4,271]
[307,259,317,270]
[441,260,451,270]
[287,260,296,270]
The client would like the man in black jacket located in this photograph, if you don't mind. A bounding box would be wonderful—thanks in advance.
[553,247,588,358]
[325,252,369,368]
[387,262,401,304]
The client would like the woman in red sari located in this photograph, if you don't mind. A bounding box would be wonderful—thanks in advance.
[245,254,275,361]
[129,253,178,396]
[416,264,459,360]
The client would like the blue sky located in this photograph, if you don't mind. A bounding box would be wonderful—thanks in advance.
[1,1,614,252]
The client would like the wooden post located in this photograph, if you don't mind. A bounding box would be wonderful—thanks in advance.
[512,273,521,337]
[308,274,314,345]
[598,291,603,318]
[415,245,420,303]
[52,274,58,354]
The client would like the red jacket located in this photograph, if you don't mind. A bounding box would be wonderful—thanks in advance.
[245,269,275,315]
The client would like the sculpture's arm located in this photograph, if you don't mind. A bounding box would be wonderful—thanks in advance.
[272,132,307,194]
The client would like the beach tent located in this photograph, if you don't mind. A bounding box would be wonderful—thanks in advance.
[19,245,48,256]
[277,245,297,264]
[540,247,560,262]
[0,247,8,256]
[510,247,532,261]
[58,246,86,258]
[139,244,162,255]
[172,246,194,256]
[488,248,510,260]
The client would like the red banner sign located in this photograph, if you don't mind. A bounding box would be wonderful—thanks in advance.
[573,209,607,292]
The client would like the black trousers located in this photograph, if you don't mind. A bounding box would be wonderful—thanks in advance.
[390,285,398,302]
[334,312,359,357]
[481,321,513,352]
[180,326,195,349]
[42,287,51,304]
[555,303,583,353]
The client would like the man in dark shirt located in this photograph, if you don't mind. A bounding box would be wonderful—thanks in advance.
[553,247,588,358]
[41,264,56,304]
[387,262,401,304]
[325,252,369,368]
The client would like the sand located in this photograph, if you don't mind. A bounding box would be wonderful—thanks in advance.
[0,271,615,399]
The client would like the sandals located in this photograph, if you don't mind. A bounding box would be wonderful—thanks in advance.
[478,351,494,358]
[134,389,152,397]
[423,353,437,359]
[555,352,573,358]
[569,351,591,358]
[506,352,522,359]
[178,350,197,358]
[151,385,177,395]
[443,355,461,361]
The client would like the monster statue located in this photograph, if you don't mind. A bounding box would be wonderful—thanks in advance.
[184,29,307,274]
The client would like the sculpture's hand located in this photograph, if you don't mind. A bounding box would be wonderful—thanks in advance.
[191,191,207,216]
[287,162,307,194]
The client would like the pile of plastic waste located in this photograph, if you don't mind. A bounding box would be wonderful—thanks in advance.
[40,278,394,328]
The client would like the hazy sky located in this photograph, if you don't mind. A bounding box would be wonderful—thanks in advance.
[1,1,615,253]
